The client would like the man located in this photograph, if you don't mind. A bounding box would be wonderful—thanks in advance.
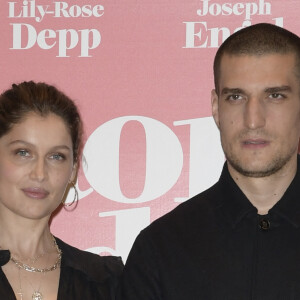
[119,23,300,299]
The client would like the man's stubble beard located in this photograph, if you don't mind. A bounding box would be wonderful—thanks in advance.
[225,152,295,178]
[223,144,297,178]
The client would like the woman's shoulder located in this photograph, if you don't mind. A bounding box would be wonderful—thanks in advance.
[55,237,123,283]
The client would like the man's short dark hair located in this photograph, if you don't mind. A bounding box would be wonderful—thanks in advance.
[213,23,300,95]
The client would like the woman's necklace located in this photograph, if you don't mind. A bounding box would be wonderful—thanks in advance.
[16,250,48,265]
[10,235,62,273]
[11,253,61,273]
[11,235,61,300]
[16,267,24,300]
[17,265,46,300]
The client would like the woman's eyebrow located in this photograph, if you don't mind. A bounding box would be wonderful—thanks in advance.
[8,140,71,151]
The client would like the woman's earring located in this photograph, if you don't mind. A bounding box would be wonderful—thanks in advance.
[63,182,79,207]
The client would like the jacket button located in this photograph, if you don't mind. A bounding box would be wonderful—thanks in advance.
[259,218,270,230]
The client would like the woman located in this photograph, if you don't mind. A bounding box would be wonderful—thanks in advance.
[0,81,123,299]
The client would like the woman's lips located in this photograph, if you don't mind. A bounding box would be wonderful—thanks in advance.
[22,187,49,199]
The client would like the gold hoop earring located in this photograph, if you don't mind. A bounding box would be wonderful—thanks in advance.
[63,182,79,207]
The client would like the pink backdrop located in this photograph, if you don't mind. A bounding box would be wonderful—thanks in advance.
[0,0,299,261]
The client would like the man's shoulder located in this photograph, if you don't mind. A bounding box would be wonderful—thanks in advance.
[142,180,222,237]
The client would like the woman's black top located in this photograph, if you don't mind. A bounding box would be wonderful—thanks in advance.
[0,237,123,299]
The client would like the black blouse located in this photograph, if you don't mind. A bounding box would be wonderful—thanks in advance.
[0,237,123,299]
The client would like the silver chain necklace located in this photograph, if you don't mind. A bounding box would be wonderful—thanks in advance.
[17,261,47,300]
[10,236,62,273]
[9,235,62,300]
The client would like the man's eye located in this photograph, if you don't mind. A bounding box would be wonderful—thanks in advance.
[269,93,286,99]
[226,94,242,101]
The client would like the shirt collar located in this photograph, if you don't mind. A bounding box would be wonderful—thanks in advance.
[217,155,300,228]
[55,237,123,283]
[269,156,300,228]
[0,250,10,267]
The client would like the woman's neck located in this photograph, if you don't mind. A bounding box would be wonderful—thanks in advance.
[0,209,53,259]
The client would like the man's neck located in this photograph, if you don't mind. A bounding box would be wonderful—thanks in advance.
[227,156,298,215]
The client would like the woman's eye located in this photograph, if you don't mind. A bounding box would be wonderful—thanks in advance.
[50,153,65,161]
[16,149,29,157]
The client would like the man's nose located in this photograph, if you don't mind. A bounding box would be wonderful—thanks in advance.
[244,97,266,130]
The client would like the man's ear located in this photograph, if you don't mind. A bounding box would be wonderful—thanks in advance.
[211,89,220,129]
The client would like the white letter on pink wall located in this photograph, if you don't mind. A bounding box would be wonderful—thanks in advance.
[174,117,224,201]
[99,207,150,261]
[83,116,183,203]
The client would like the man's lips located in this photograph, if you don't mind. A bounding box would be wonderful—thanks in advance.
[242,139,270,149]
[21,187,49,199]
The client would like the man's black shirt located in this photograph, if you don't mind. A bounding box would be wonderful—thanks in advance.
[120,157,300,300]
